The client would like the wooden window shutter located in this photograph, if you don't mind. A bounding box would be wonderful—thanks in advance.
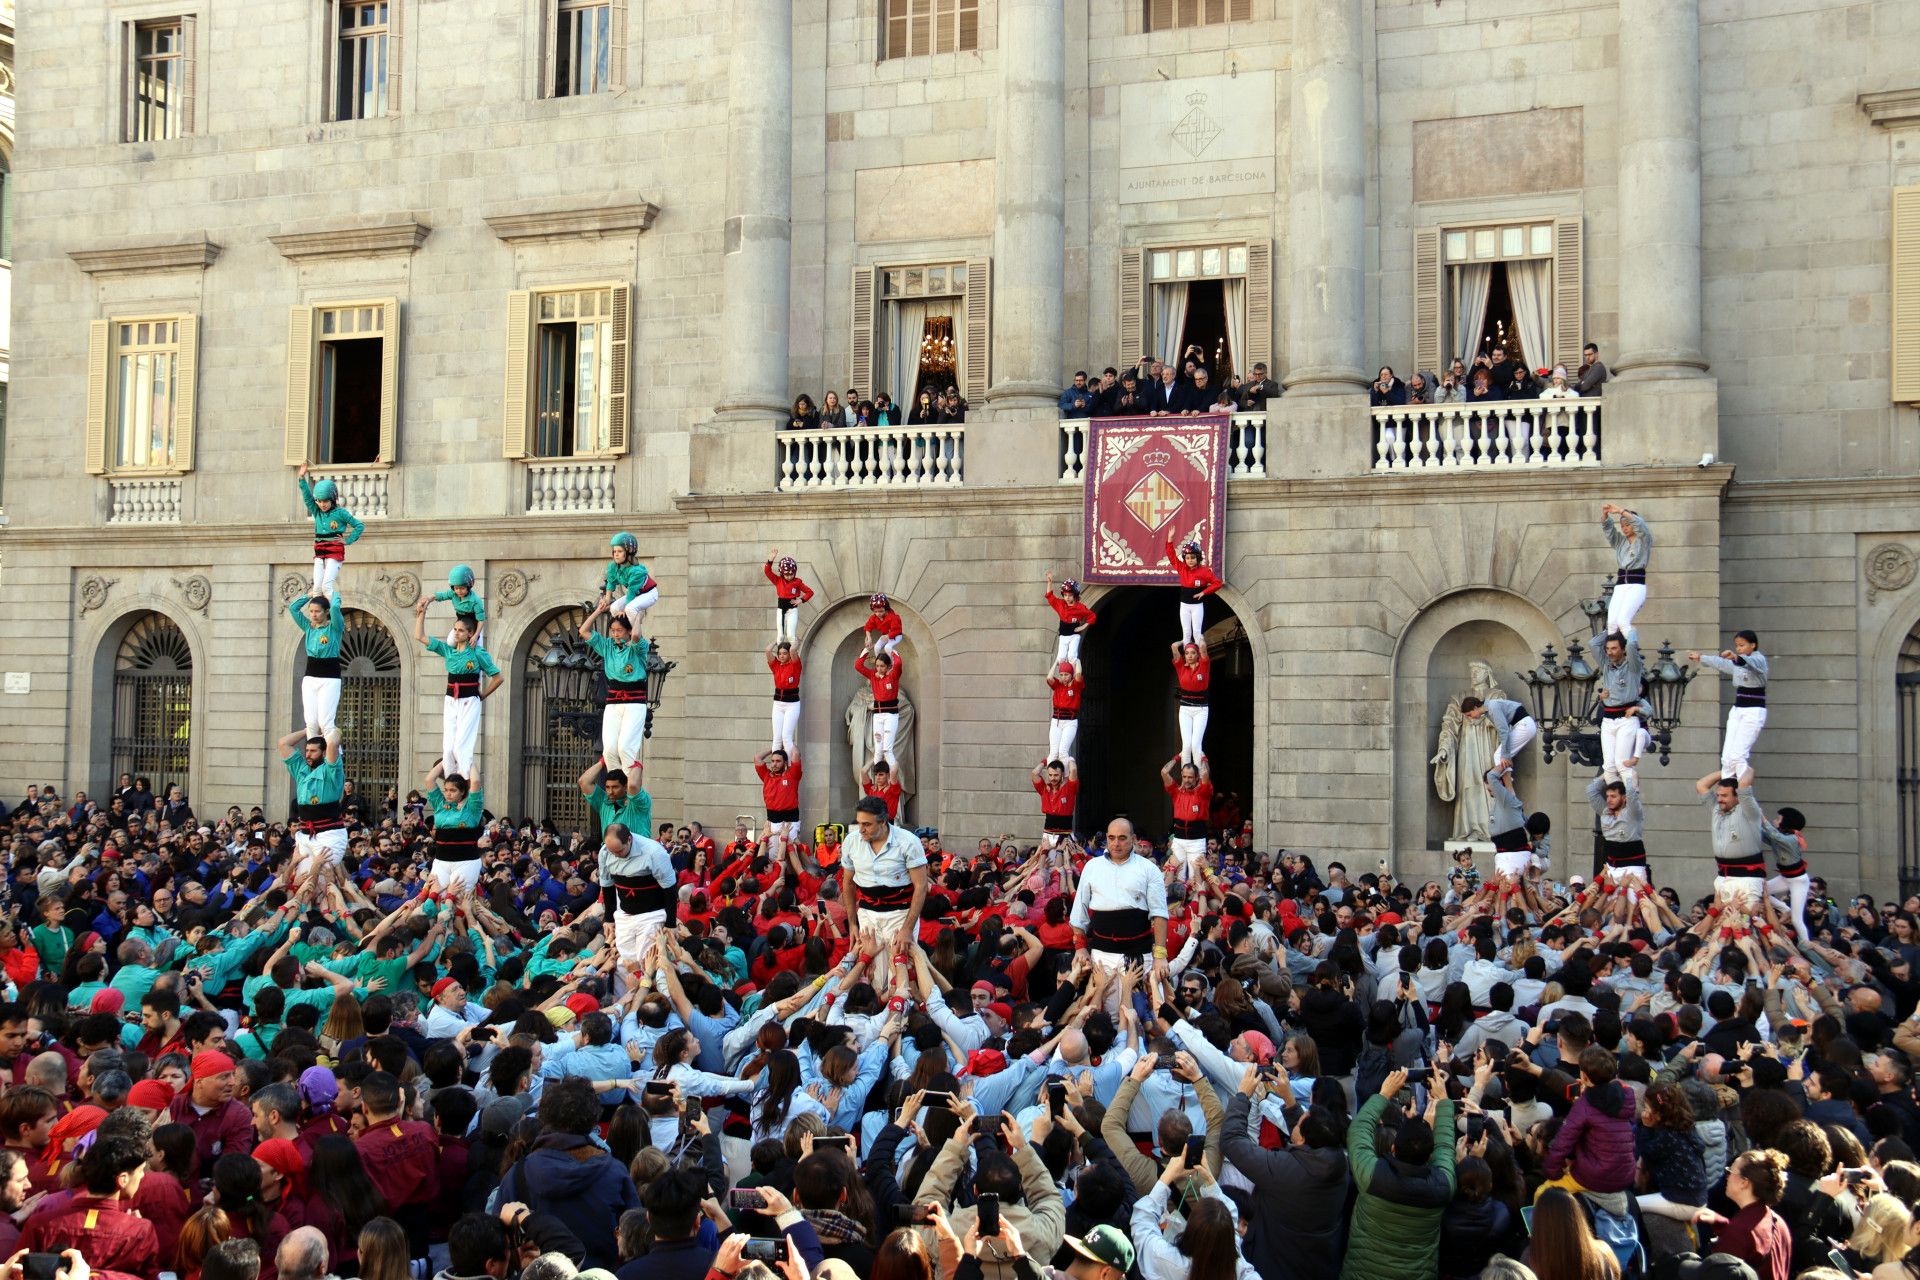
[848,266,877,396]
[121,22,138,141]
[1245,239,1272,370]
[1895,186,1920,404]
[934,0,955,53]
[1552,215,1584,374]
[1118,249,1145,371]
[1177,0,1201,27]
[910,0,931,56]
[1203,0,1226,23]
[502,290,533,458]
[1148,0,1174,32]
[607,284,632,453]
[884,0,907,59]
[180,15,198,134]
[173,315,199,472]
[85,320,111,474]
[1229,0,1252,19]
[609,0,629,88]
[957,0,978,51]
[963,257,991,404]
[377,298,401,463]
[541,0,559,96]
[1413,226,1443,378]
[385,0,402,114]
[284,306,316,466]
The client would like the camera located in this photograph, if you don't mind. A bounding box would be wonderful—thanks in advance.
[742,1239,788,1264]
[728,1188,766,1211]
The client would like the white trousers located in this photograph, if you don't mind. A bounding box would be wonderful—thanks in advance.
[765,820,798,858]
[1494,850,1533,879]
[613,908,667,967]
[1713,875,1765,912]
[443,695,482,779]
[1607,582,1647,642]
[1600,715,1641,780]
[871,634,903,658]
[871,711,899,769]
[1178,705,1209,765]
[602,702,649,771]
[1048,717,1079,763]
[775,606,799,644]
[1602,864,1649,886]
[301,676,342,737]
[860,907,910,953]
[1054,634,1082,664]
[1767,873,1812,943]
[1500,716,1538,764]
[1721,706,1766,778]
[432,858,483,897]
[293,827,348,884]
[311,557,342,599]
[1178,601,1205,646]
[1169,837,1208,877]
[611,586,661,631]
[1089,949,1141,1015]
[770,701,801,755]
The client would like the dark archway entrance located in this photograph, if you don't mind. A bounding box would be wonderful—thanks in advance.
[1077,589,1253,842]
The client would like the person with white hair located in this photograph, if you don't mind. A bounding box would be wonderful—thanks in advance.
[276,1226,336,1280]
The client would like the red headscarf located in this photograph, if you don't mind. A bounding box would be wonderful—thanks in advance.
[43,1105,106,1173]
[253,1137,308,1201]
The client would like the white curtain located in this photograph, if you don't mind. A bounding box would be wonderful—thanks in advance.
[888,299,937,408]
[1450,263,1493,366]
[1506,259,1553,374]
[1152,282,1189,367]
[1221,278,1247,381]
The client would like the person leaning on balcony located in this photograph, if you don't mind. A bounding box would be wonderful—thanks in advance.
[1103,371,1146,418]
[1369,367,1408,407]
[1238,361,1275,411]
[873,393,901,426]
[1090,367,1121,415]
[787,394,821,431]
[1433,370,1465,404]
[1577,343,1611,397]
[909,389,940,425]
[1406,372,1433,405]
[1538,367,1581,400]
[1059,371,1096,419]
[1180,366,1219,415]
[1466,368,1504,403]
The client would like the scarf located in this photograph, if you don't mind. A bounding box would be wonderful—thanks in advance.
[802,1208,870,1247]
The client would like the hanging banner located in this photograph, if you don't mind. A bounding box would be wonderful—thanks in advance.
[1081,414,1229,585]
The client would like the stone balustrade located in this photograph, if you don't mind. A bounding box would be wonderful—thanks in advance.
[1057,412,1268,483]
[1370,402,1602,472]
[107,477,183,524]
[777,426,964,491]
[525,460,618,514]
[309,468,391,518]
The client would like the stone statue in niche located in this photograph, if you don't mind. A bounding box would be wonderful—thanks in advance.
[1430,660,1508,842]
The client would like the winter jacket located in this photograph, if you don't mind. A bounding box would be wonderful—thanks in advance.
[918,1136,1065,1280]
[1634,1125,1707,1205]
[1298,986,1365,1076]
[1340,1092,1457,1280]
[1543,1081,1637,1193]
[1439,1194,1515,1279]
[498,1133,642,1271]
[1219,1092,1350,1280]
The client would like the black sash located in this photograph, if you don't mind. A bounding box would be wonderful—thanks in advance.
[874,698,900,714]
[446,675,481,699]
[1735,688,1767,708]
[1087,908,1154,956]
[1774,856,1807,879]
[1600,704,1637,719]
[305,655,342,680]
[313,539,346,559]
[1616,569,1646,585]
[606,678,647,705]
[1601,838,1647,868]
[1057,620,1078,637]
[856,881,914,911]
[1170,818,1207,840]
[773,688,799,703]
[1043,814,1074,835]
[612,873,670,916]
[1052,708,1079,721]
[1492,826,1531,853]
[1178,689,1208,707]
[777,598,796,611]
[294,798,345,834]
[434,825,482,862]
[766,806,800,823]
[1715,854,1766,878]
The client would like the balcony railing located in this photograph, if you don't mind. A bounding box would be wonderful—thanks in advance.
[777,426,964,491]
[1370,402,1602,472]
[526,459,618,514]
[107,477,182,524]
[309,468,390,518]
[1057,412,1268,483]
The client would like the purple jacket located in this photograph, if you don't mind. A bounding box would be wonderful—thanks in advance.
[1544,1081,1637,1192]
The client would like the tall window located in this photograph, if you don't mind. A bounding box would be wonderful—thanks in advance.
[1144,0,1250,30]
[339,611,402,809]
[550,0,614,97]
[518,607,599,832]
[883,0,979,59]
[333,1,394,121]
[85,315,200,475]
[283,300,400,467]
[501,284,632,460]
[851,261,992,406]
[111,613,193,798]
[1116,241,1272,382]
[1411,217,1583,380]
[125,17,194,142]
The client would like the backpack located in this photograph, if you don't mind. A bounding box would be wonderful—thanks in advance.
[1581,1195,1645,1278]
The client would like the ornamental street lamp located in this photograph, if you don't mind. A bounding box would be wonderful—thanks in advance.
[1520,576,1694,768]
[643,644,677,740]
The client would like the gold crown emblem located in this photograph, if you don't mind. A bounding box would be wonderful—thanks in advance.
[1144,450,1172,469]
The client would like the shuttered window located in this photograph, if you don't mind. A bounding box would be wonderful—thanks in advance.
[124,16,195,142]
[1894,186,1920,404]
[85,315,200,475]
[1118,240,1271,376]
[856,262,992,405]
[283,300,401,466]
[1413,219,1581,373]
[329,0,401,121]
[1145,0,1251,32]
[502,284,633,459]
[883,0,980,59]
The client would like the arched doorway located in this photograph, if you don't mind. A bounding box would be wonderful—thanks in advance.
[338,610,402,815]
[110,612,193,796]
[516,606,600,834]
[1898,623,1920,896]
[1076,589,1253,842]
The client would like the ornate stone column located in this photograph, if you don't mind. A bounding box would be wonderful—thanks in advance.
[984,0,1066,414]
[712,0,793,421]
[1281,0,1367,396]
[1615,0,1707,378]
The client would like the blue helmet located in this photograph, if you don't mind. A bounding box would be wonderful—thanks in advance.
[311,478,339,502]
[448,565,475,589]
[610,531,638,556]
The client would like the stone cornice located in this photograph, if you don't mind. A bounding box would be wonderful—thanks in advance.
[1722,475,1920,510]
[1859,87,1920,129]
[269,218,431,262]
[68,235,221,276]
[484,200,660,244]
[0,511,688,550]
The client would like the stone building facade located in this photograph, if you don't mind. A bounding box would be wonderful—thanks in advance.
[1,0,1917,898]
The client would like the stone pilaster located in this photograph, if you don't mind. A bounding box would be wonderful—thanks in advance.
[1615,0,1707,379]
[1281,0,1368,397]
[984,0,1066,415]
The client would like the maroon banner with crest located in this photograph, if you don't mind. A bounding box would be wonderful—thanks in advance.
[1081,415,1229,585]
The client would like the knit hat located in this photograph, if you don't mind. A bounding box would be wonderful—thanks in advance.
[190,1051,236,1081]
[88,988,126,1015]
[1239,1030,1276,1067]
[253,1137,308,1199]
[127,1079,175,1111]
[298,1066,339,1109]
[430,976,460,1000]
[564,993,599,1019]
[1065,1226,1135,1274]
[479,1096,527,1138]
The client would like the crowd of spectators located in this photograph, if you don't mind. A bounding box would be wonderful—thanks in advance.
[1,773,1915,1280]
[1368,345,1612,409]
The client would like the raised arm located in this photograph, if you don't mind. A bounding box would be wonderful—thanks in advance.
[579,596,608,639]
[277,728,310,756]
[413,598,430,648]
[324,726,343,764]
[578,759,606,797]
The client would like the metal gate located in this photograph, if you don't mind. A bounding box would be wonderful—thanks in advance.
[339,611,402,815]
[1900,669,1920,900]
[519,607,600,834]
[112,613,193,795]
